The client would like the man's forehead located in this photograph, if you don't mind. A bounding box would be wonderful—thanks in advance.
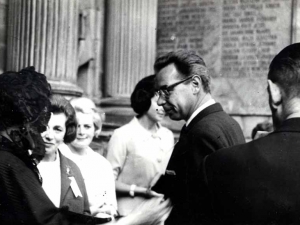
[155,64,180,86]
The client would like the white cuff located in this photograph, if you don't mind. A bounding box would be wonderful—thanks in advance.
[129,184,136,197]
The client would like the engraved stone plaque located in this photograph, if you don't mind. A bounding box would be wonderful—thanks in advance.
[157,0,292,115]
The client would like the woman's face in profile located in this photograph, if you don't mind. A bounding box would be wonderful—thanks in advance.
[71,112,95,151]
[41,113,67,157]
[146,93,166,122]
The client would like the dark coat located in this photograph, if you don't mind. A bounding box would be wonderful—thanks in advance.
[154,103,245,225]
[0,149,68,225]
[0,141,110,225]
[58,150,90,214]
[203,118,300,224]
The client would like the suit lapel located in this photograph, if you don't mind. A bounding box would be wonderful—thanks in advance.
[168,103,224,169]
[59,151,72,206]
[186,103,223,134]
[177,103,223,155]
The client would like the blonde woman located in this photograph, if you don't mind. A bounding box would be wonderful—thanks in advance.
[60,97,117,218]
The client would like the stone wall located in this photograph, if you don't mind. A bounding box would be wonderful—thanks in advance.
[0,0,7,73]
[157,0,296,139]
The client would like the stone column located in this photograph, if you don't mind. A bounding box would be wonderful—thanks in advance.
[105,0,158,97]
[77,0,105,102]
[292,0,300,43]
[6,0,82,97]
[0,0,7,73]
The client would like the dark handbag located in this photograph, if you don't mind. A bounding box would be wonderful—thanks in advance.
[151,170,176,199]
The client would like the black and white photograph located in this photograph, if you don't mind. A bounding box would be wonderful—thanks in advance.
[0,0,299,224]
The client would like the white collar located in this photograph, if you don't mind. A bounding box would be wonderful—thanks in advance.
[132,117,162,138]
[186,99,216,127]
[38,151,60,166]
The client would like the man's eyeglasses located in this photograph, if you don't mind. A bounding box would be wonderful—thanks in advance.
[156,76,194,99]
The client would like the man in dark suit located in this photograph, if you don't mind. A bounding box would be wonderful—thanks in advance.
[154,50,245,224]
[202,43,300,224]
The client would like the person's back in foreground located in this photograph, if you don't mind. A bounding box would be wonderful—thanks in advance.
[203,43,300,224]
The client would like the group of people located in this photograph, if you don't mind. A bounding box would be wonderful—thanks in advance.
[0,68,171,224]
[1,42,300,225]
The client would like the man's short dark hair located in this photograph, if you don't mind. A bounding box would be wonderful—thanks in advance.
[154,50,210,93]
[131,75,156,117]
[268,43,300,99]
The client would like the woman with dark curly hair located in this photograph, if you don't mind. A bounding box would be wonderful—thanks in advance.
[0,67,66,224]
[107,75,174,216]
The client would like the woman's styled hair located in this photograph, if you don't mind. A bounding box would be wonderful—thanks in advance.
[70,97,103,138]
[0,67,52,131]
[49,95,77,143]
[131,75,156,117]
[0,67,52,162]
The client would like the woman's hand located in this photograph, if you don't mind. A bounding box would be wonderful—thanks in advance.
[145,188,164,198]
[135,186,164,198]
[116,197,172,225]
[92,204,118,218]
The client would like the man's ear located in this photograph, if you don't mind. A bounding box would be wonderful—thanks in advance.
[191,75,202,93]
[267,80,282,106]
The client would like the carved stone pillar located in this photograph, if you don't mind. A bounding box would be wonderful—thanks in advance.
[292,0,300,43]
[6,0,82,97]
[0,0,7,73]
[105,0,158,97]
[77,0,105,102]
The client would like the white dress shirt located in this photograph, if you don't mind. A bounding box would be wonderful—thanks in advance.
[38,153,61,208]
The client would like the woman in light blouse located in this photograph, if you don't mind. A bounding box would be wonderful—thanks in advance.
[106,75,174,216]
